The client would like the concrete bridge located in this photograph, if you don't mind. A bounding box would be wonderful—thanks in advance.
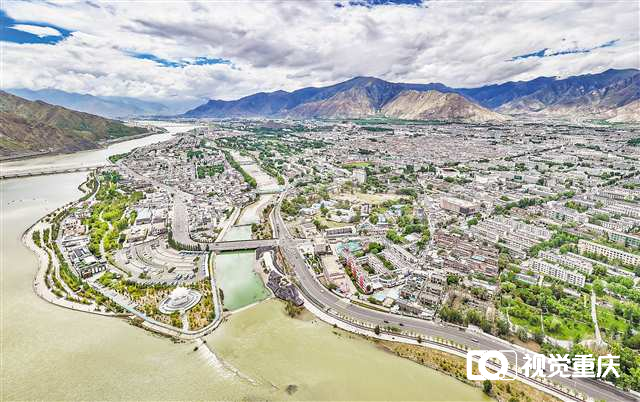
[210,238,278,252]
[257,187,284,194]
[1,164,104,180]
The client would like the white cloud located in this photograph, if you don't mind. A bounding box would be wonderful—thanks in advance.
[11,24,62,37]
[1,1,638,103]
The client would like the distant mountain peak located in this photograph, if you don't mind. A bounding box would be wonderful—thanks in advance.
[382,89,507,122]
[182,68,639,122]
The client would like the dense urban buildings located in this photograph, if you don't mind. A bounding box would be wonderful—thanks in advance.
[18,115,640,401]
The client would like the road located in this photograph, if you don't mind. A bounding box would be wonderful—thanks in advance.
[592,290,603,345]
[117,161,197,247]
[273,194,637,402]
[171,193,196,246]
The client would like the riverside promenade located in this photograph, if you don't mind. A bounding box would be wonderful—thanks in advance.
[24,221,115,317]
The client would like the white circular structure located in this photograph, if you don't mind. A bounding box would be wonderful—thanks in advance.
[159,287,202,314]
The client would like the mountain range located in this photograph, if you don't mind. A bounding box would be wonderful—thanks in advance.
[184,68,639,122]
[4,88,201,119]
[1,68,637,159]
[0,91,149,159]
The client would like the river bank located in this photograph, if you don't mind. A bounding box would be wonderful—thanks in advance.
[0,125,169,163]
[2,177,490,400]
[379,341,560,402]
[0,124,192,176]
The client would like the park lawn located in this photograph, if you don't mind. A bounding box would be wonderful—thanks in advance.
[342,161,371,169]
[507,314,541,335]
[318,216,352,228]
[596,306,629,337]
[504,307,594,341]
[542,314,594,341]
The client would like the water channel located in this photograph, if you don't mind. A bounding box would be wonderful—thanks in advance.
[216,151,278,311]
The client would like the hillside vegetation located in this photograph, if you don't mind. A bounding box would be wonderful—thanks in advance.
[0,91,148,158]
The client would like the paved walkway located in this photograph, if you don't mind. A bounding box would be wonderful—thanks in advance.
[591,290,603,345]
[24,222,113,317]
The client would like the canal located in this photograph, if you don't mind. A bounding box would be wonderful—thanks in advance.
[216,152,278,311]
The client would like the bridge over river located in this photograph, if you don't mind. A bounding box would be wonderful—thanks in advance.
[1,163,105,180]
[210,238,278,252]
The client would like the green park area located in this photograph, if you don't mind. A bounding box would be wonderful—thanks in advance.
[85,171,143,257]
[499,277,594,341]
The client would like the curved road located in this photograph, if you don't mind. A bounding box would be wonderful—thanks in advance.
[273,196,636,402]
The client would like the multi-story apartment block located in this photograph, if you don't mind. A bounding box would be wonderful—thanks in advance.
[345,254,373,294]
[584,223,640,249]
[578,240,640,267]
[352,168,367,184]
[325,226,356,238]
[530,258,586,287]
[539,250,593,275]
[597,188,639,202]
[542,204,588,224]
[600,218,637,233]
[604,202,640,219]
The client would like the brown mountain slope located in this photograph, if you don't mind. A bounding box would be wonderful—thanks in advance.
[496,71,639,120]
[0,91,148,158]
[381,90,507,122]
[606,100,640,123]
[283,84,506,121]
[286,87,378,119]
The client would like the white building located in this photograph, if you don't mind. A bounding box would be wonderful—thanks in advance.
[440,197,478,216]
[578,240,640,267]
[530,258,586,288]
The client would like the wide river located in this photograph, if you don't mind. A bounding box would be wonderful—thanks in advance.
[0,125,488,401]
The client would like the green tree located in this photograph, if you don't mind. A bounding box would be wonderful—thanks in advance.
[496,318,510,337]
[369,213,378,224]
[483,380,492,395]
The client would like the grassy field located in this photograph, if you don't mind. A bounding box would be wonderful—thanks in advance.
[505,309,594,341]
[342,161,371,169]
[318,216,352,228]
[596,306,629,337]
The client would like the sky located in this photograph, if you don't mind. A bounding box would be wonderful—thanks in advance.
[1,0,638,105]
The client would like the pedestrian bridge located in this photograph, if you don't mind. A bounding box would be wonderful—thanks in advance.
[210,238,277,252]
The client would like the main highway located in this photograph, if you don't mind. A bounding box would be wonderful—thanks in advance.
[272,192,637,402]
